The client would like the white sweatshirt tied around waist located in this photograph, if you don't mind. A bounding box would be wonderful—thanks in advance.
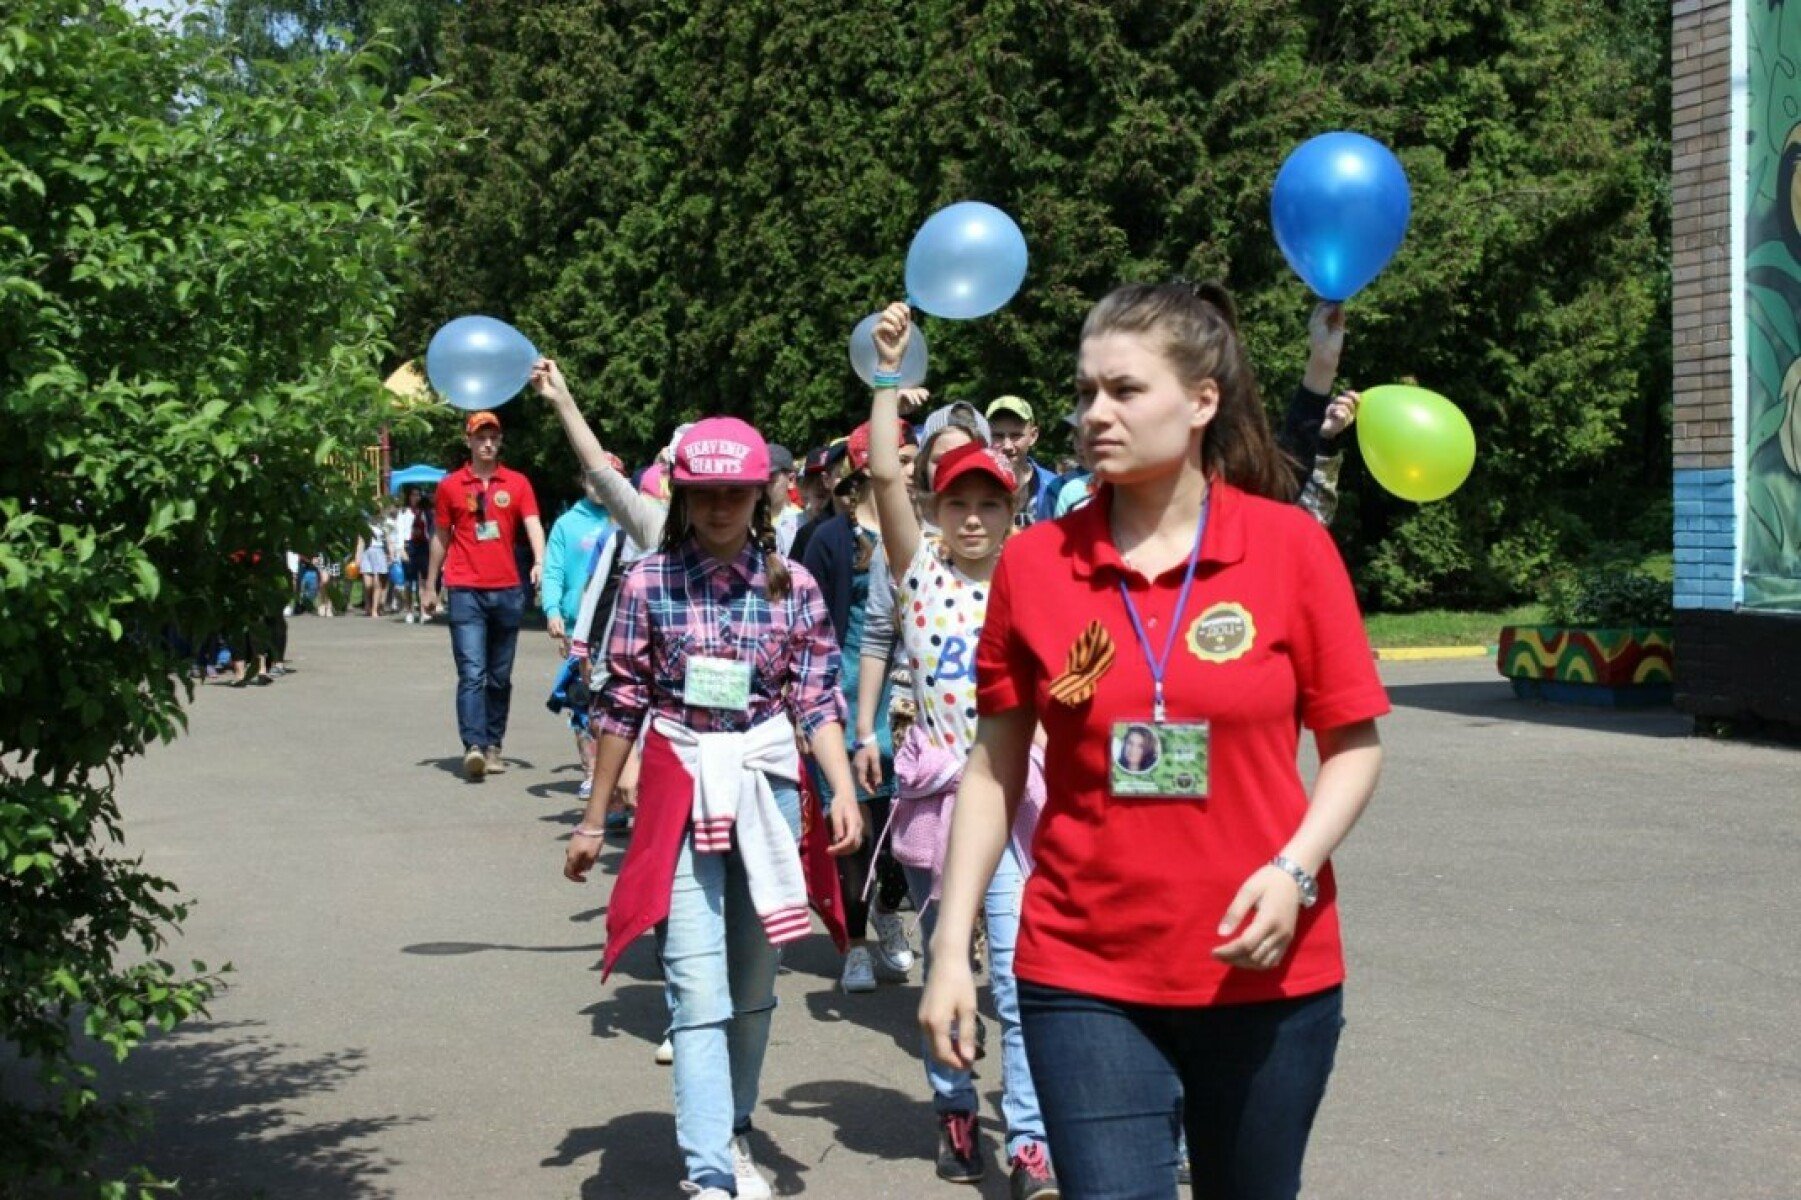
[651,713,811,946]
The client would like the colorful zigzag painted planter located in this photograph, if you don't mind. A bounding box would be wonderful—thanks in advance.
[1495,626,1675,708]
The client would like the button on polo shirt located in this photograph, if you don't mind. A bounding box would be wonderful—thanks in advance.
[435,464,540,590]
[976,481,1389,1006]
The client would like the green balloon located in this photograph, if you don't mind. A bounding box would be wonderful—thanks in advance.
[1355,384,1476,503]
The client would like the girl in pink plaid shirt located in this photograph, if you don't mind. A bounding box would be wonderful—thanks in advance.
[563,416,862,1200]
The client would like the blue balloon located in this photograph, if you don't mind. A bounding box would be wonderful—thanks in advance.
[425,316,539,410]
[905,201,1029,319]
[1270,132,1411,302]
[848,311,929,388]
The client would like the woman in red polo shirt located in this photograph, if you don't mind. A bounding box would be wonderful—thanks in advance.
[920,281,1388,1200]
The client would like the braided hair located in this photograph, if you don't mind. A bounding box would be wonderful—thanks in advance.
[659,488,793,603]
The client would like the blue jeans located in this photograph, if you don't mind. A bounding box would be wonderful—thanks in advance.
[657,780,801,1193]
[1019,981,1344,1200]
[446,586,522,750]
[904,846,1046,1158]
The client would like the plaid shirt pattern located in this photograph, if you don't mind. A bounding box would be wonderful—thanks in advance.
[594,537,846,741]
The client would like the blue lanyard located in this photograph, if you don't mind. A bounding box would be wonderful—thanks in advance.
[1115,497,1209,723]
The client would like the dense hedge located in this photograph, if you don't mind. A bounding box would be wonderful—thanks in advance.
[388,0,1670,608]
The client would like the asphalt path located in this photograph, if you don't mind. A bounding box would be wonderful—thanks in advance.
[88,612,1801,1198]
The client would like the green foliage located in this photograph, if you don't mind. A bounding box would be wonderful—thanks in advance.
[0,3,444,1190]
[206,0,451,90]
[396,0,1670,599]
[1542,566,1673,627]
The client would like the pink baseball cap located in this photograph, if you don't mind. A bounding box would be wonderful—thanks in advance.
[638,462,668,498]
[671,417,770,488]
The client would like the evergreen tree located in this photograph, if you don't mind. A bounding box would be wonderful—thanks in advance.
[405,0,1670,607]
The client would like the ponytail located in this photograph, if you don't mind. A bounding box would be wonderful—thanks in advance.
[1081,280,1299,502]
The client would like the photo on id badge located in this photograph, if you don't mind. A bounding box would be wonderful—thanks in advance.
[1110,720,1209,797]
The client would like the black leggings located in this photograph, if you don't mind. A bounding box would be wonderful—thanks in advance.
[835,795,908,939]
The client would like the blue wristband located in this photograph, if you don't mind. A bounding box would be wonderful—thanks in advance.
[871,372,902,388]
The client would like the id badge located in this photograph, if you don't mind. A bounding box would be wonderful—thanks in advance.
[474,520,501,542]
[684,655,753,712]
[1110,720,1209,798]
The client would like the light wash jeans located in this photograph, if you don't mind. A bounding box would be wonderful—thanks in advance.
[905,844,1047,1158]
[657,779,801,1193]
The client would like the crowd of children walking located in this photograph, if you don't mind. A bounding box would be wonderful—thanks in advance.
[422,285,1386,1200]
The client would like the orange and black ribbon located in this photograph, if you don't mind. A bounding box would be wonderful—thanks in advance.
[1049,620,1116,707]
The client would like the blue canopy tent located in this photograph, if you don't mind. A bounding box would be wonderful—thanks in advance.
[388,464,446,492]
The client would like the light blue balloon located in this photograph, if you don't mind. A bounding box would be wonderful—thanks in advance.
[1271,132,1411,302]
[425,316,539,410]
[905,201,1029,319]
[848,311,929,388]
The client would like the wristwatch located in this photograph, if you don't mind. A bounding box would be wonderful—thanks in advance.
[1271,856,1319,907]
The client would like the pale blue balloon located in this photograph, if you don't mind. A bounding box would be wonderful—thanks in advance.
[425,316,539,410]
[848,312,929,388]
[905,201,1029,319]
[1270,132,1411,302]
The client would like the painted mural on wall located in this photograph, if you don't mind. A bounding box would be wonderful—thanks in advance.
[1746,0,1801,611]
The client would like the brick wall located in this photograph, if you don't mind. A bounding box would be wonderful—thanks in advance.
[1673,468,1735,608]
[1672,0,1734,471]
[1672,0,1737,612]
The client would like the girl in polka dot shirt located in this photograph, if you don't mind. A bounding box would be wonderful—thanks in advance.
[864,302,1057,1194]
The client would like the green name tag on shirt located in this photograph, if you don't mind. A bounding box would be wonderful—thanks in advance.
[685,655,753,712]
[1110,720,1210,798]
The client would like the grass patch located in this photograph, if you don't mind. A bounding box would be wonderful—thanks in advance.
[1363,605,1547,648]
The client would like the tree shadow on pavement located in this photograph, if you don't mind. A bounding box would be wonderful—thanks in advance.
[550,1110,816,1198]
[580,981,668,1047]
[1386,679,1692,739]
[543,1109,677,1196]
[765,1079,933,1163]
[416,754,483,782]
[596,936,663,983]
[400,938,606,957]
[526,778,583,801]
[801,980,926,1061]
[87,1019,417,1199]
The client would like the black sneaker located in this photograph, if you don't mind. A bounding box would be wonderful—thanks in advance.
[1008,1141,1059,1198]
[936,1110,983,1183]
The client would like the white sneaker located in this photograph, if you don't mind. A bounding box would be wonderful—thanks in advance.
[678,1185,731,1199]
[654,1036,674,1065]
[840,945,877,993]
[870,910,915,979]
[732,1135,773,1200]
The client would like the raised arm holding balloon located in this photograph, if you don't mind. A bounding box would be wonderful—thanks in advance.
[867,298,1059,1194]
[867,303,926,578]
[1274,301,1362,526]
[528,357,670,549]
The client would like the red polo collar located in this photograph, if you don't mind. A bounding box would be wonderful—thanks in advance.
[1065,477,1248,583]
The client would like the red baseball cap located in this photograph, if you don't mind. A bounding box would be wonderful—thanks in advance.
[932,441,1016,495]
[845,421,917,473]
[672,417,771,487]
[465,411,502,435]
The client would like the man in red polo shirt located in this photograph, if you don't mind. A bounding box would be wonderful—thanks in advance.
[423,411,546,780]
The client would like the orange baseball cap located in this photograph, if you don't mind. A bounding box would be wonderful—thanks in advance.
[465,411,502,435]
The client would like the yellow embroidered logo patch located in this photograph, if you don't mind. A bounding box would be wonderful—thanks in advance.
[1186,603,1255,663]
[493,490,511,508]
